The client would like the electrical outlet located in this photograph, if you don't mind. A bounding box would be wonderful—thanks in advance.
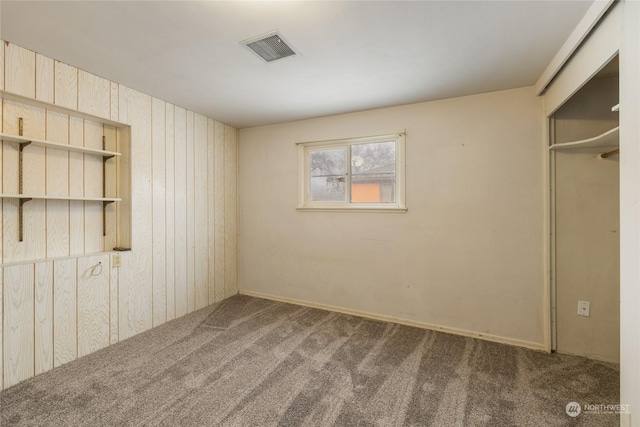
[577,300,590,317]
[112,253,122,268]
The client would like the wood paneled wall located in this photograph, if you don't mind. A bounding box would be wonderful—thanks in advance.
[0,41,238,389]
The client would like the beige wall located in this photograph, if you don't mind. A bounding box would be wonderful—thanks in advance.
[0,41,238,389]
[238,86,546,349]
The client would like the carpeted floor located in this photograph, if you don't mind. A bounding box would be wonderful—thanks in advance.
[0,295,619,426]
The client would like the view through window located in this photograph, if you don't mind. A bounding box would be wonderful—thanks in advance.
[299,133,406,211]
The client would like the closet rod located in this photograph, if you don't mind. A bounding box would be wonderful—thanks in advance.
[601,148,619,159]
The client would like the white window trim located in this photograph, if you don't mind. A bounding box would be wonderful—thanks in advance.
[297,132,407,212]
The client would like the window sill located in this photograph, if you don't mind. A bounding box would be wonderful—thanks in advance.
[296,206,407,213]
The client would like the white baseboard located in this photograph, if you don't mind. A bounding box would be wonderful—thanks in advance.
[239,289,548,352]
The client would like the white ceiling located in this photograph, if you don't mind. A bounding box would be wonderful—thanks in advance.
[0,1,592,129]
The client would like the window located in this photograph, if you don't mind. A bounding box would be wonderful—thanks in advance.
[297,133,406,212]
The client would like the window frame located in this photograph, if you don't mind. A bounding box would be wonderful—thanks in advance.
[297,132,407,212]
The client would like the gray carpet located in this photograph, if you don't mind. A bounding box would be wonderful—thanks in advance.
[0,295,619,426]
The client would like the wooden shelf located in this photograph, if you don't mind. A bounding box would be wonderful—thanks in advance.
[549,126,619,154]
[1,89,125,128]
[0,133,120,158]
[0,194,121,202]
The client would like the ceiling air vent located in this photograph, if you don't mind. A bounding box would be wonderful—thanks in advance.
[242,31,298,63]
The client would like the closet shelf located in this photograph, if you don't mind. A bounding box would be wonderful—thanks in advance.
[0,133,121,158]
[549,126,619,154]
[0,194,121,202]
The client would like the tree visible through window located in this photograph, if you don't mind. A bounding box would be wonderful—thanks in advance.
[309,147,346,202]
[298,133,406,211]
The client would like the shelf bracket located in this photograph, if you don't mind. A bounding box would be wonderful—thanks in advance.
[18,117,31,242]
[19,141,31,196]
[101,134,117,160]
[18,198,32,242]
[103,200,115,237]
[102,134,117,237]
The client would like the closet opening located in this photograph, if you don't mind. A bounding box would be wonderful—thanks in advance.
[549,55,619,363]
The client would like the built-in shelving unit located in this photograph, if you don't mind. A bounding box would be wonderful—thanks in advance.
[0,120,123,241]
[549,126,619,154]
[0,89,131,255]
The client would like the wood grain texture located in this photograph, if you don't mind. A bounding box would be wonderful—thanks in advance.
[35,261,53,375]
[110,82,119,122]
[3,264,34,388]
[207,119,216,304]
[54,61,78,110]
[3,100,46,193]
[5,43,35,99]
[84,202,103,253]
[127,89,153,335]
[110,257,119,345]
[152,97,166,326]
[186,111,195,313]
[18,129,46,196]
[68,116,84,197]
[46,200,70,258]
[46,111,70,258]
[117,89,132,339]
[174,107,187,318]
[83,120,103,198]
[0,40,4,91]
[224,125,238,298]
[34,58,54,271]
[0,266,3,389]
[1,118,18,194]
[83,121,104,253]
[53,258,77,367]
[117,251,132,341]
[69,201,85,256]
[165,103,176,321]
[214,121,225,302]
[77,254,110,358]
[0,98,3,262]
[104,126,117,251]
[35,54,54,103]
[2,100,47,262]
[78,70,110,120]
[45,111,70,194]
[116,119,131,248]
[117,85,130,126]
[194,114,208,310]
[69,117,84,255]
